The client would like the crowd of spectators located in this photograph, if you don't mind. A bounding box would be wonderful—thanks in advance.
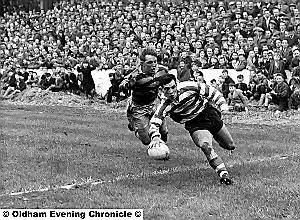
[0,0,300,111]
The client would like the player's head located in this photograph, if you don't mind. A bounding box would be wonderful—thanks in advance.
[154,69,177,100]
[275,73,284,83]
[161,77,177,100]
[140,47,158,75]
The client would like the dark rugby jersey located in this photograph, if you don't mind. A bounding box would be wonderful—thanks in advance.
[149,81,228,139]
[123,65,168,105]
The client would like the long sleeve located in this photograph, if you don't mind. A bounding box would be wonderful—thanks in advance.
[149,99,172,140]
[275,82,290,98]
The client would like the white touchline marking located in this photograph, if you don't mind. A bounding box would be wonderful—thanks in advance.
[0,154,292,198]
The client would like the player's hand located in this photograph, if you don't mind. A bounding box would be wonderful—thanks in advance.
[149,136,164,149]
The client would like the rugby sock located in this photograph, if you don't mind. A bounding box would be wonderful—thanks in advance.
[209,157,229,178]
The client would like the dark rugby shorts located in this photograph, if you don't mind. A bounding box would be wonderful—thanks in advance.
[184,106,223,135]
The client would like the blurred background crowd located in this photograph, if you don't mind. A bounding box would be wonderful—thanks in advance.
[0,0,300,112]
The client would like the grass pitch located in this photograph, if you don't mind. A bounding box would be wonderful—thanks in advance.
[0,103,299,219]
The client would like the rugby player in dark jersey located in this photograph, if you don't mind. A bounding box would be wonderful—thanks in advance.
[120,48,168,150]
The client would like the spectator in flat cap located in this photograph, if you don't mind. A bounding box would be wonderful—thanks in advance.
[220,69,235,99]
[258,9,272,31]
[289,48,300,72]
[268,52,287,80]
[265,73,290,112]
[228,82,249,112]
[286,26,300,47]
[253,27,265,47]
[269,19,279,32]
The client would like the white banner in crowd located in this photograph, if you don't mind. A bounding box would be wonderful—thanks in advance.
[24,68,250,97]
[28,68,112,98]
[200,69,251,85]
[91,69,112,97]
[169,69,250,85]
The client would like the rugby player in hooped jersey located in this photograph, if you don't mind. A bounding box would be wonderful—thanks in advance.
[149,72,236,185]
[119,48,169,147]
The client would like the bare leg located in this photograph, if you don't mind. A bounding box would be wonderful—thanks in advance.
[213,124,235,151]
[191,130,231,183]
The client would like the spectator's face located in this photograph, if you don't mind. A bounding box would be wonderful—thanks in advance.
[229,85,235,93]
[238,54,245,61]
[142,41,148,47]
[206,12,212,20]
[263,51,268,58]
[207,48,213,57]
[181,52,187,58]
[179,61,185,68]
[195,41,202,49]
[199,50,205,58]
[221,71,228,78]
[275,75,284,83]
[211,57,218,64]
[275,39,282,48]
[247,15,253,22]
[34,48,39,54]
[280,23,286,31]
[264,10,271,18]
[254,47,259,54]
[273,8,279,17]
[234,44,240,51]
[274,53,280,61]
[232,52,238,60]
[199,26,205,34]
[142,19,147,26]
[265,31,272,38]
[282,40,288,48]
[293,49,300,57]
[219,57,225,65]
[173,46,179,53]
[248,37,254,46]
[191,64,198,71]
[248,50,255,57]
[262,45,269,51]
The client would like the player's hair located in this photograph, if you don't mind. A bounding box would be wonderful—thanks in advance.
[140,47,158,62]
[155,69,176,86]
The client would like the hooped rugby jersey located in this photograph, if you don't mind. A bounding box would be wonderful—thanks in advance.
[149,81,229,139]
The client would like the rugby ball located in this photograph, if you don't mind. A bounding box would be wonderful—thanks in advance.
[148,142,170,160]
